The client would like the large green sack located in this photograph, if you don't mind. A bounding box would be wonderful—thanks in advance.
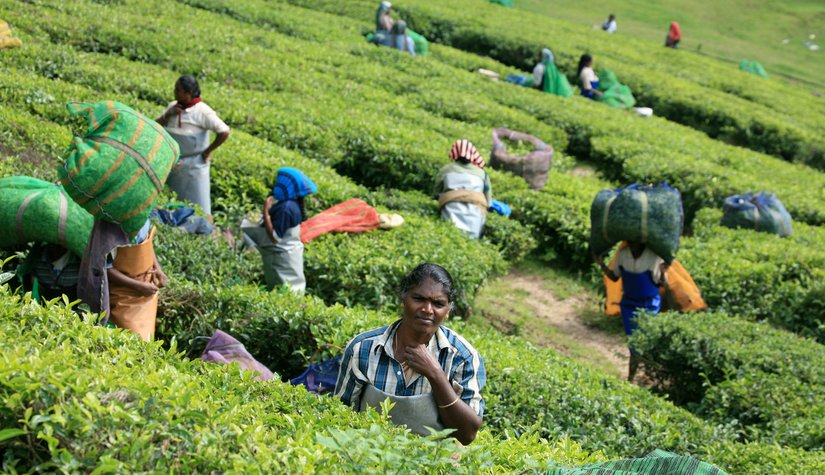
[407,29,429,56]
[721,192,792,236]
[549,449,728,475]
[0,176,94,256]
[597,68,636,109]
[739,59,768,78]
[489,0,513,6]
[58,101,179,236]
[590,183,683,263]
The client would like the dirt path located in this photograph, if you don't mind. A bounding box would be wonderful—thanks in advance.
[506,269,629,373]
[475,267,632,379]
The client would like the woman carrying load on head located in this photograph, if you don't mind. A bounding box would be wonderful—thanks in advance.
[594,241,669,380]
[665,21,681,48]
[433,140,492,239]
[243,168,316,293]
[577,54,603,100]
[156,75,230,220]
[335,263,486,445]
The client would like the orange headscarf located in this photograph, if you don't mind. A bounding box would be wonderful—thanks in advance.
[449,139,485,168]
[668,22,682,41]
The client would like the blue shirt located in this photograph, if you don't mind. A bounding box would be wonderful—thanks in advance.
[268,199,302,238]
[334,320,486,416]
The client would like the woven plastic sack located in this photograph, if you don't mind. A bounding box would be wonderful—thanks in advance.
[490,128,553,190]
[721,192,792,236]
[505,74,533,87]
[407,29,429,56]
[0,176,93,256]
[590,183,683,263]
[597,69,636,109]
[58,101,179,236]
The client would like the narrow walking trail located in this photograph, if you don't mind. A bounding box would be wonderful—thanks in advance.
[473,266,632,380]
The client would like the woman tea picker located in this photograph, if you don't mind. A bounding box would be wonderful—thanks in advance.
[243,168,317,293]
[433,140,492,239]
[335,263,486,445]
[594,241,669,381]
[156,75,230,220]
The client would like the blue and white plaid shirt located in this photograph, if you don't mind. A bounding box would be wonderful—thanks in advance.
[334,320,486,416]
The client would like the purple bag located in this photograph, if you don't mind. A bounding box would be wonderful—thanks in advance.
[200,330,274,381]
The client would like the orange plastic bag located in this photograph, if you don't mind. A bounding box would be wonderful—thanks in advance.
[603,243,706,315]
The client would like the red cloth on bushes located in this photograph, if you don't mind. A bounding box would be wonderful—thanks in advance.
[300,198,380,244]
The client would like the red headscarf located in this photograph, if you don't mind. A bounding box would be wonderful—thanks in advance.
[668,22,682,41]
[449,139,485,168]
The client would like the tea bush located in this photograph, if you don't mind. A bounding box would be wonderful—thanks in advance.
[631,311,825,450]
[678,208,825,341]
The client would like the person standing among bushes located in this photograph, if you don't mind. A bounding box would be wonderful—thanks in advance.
[594,241,669,380]
[375,1,394,33]
[17,243,80,303]
[335,263,485,445]
[157,75,230,221]
[577,54,603,99]
[433,140,492,239]
[106,218,168,342]
[243,168,316,293]
[665,22,682,48]
[602,14,617,33]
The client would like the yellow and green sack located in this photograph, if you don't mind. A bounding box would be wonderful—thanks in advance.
[0,176,94,256]
[58,101,179,236]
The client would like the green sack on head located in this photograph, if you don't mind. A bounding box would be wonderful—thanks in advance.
[58,101,179,236]
[0,176,93,256]
[590,183,683,263]
[597,68,636,109]
[407,29,429,56]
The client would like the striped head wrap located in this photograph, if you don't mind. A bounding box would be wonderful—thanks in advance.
[449,139,484,168]
[273,167,317,201]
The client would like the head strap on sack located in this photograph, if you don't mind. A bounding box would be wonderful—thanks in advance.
[449,139,485,168]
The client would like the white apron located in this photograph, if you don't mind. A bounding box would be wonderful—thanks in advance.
[166,130,212,215]
[440,172,486,239]
[242,219,305,293]
[359,384,444,436]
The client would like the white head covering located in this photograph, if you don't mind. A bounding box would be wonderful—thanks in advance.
[381,1,392,9]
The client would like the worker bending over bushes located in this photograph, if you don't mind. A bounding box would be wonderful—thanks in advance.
[433,140,492,239]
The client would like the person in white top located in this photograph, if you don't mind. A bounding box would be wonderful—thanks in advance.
[594,241,669,381]
[577,54,603,100]
[156,75,230,219]
[602,14,617,33]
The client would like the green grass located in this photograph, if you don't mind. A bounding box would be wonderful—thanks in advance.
[516,0,825,90]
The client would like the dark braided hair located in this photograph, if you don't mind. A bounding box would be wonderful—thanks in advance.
[398,263,457,309]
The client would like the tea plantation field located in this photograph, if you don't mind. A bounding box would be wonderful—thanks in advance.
[1,0,824,473]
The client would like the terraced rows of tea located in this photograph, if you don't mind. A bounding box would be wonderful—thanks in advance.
[1,0,823,472]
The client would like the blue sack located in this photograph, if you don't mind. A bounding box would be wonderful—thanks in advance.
[505,74,531,87]
[151,207,195,226]
[721,192,792,237]
[489,199,512,216]
[290,355,342,394]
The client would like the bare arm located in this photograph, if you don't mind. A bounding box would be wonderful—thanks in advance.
[107,267,158,296]
[202,130,230,161]
[594,253,620,281]
[263,196,277,243]
[155,104,179,127]
[404,344,482,445]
